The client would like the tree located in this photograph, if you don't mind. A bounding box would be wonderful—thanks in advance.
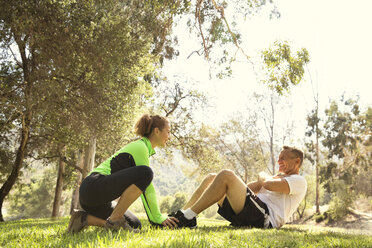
[305,108,322,214]
[304,69,322,214]
[0,0,182,221]
[1,1,311,221]
[213,114,268,182]
[51,154,65,218]
[320,96,372,219]
[184,0,280,78]
[253,92,280,175]
[261,40,310,95]
[251,41,310,175]
[149,75,224,175]
[6,166,57,219]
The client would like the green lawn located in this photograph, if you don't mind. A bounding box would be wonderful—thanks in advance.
[0,217,371,248]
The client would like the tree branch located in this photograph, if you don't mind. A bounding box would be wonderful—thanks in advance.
[210,0,251,61]
[196,0,209,60]
[60,156,83,173]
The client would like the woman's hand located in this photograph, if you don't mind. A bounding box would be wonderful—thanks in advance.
[162,217,179,229]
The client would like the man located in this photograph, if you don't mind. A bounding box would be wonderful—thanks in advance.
[173,146,307,229]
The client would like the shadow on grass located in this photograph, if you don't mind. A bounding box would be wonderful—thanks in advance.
[0,217,67,229]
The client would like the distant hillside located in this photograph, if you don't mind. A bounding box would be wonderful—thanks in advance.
[150,152,199,196]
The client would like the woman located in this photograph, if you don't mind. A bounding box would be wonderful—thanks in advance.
[67,114,178,233]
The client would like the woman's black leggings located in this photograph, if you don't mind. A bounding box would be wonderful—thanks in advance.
[79,165,153,228]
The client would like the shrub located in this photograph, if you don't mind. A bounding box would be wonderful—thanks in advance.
[327,180,353,221]
[170,192,188,213]
[160,195,173,213]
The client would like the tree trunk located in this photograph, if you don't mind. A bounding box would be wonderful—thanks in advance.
[315,109,320,214]
[270,97,275,175]
[70,150,84,214]
[270,135,275,175]
[69,137,96,214]
[0,43,32,221]
[82,136,96,179]
[0,122,31,222]
[52,156,65,218]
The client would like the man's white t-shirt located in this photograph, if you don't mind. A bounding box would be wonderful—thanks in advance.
[257,174,307,228]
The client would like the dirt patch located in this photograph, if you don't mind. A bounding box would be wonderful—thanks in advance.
[292,208,372,235]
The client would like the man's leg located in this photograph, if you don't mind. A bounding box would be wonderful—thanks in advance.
[182,173,217,210]
[190,169,247,215]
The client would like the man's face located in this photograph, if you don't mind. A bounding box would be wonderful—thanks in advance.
[277,150,300,175]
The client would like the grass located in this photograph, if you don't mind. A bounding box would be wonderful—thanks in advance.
[0,217,371,248]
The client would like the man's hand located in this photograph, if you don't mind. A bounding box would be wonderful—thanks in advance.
[258,171,290,194]
[247,171,271,194]
[258,171,271,185]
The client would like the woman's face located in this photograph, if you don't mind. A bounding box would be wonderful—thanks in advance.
[154,123,171,147]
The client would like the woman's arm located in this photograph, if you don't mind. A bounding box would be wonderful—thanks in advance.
[141,182,167,225]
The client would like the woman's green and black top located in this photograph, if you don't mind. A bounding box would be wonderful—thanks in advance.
[91,137,167,224]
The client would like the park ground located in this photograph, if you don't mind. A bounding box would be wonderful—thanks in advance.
[290,198,372,236]
[292,208,372,236]
[1,215,371,248]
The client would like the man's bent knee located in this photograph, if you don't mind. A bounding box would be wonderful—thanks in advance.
[216,169,240,184]
[203,173,217,184]
[217,169,235,178]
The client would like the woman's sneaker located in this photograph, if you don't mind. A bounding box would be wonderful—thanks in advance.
[105,217,139,232]
[173,210,197,229]
[67,209,88,233]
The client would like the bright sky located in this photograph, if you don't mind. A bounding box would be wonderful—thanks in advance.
[163,0,372,145]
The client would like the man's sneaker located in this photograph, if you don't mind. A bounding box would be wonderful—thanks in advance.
[168,211,177,218]
[173,210,197,229]
[67,209,88,233]
[105,217,139,233]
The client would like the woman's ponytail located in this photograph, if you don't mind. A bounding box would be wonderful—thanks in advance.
[134,114,168,137]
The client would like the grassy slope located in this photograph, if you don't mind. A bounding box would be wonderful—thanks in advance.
[0,217,371,248]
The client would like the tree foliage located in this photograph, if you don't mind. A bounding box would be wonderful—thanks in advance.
[1,0,314,221]
[149,75,224,176]
[184,0,280,78]
[0,0,185,221]
[261,41,310,95]
[213,114,268,182]
[320,96,372,218]
[6,167,57,220]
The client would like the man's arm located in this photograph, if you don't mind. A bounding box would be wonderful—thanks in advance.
[258,172,290,194]
[247,181,262,194]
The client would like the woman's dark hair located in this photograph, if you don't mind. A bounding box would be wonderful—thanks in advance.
[134,114,169,137]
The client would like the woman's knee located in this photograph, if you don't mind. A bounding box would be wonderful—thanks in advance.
[137,166,154,187]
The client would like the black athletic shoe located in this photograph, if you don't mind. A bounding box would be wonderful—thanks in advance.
[168,211,177,218]
[173,210,197,229]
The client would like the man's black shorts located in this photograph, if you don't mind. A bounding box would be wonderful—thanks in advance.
[217,187,272,228]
